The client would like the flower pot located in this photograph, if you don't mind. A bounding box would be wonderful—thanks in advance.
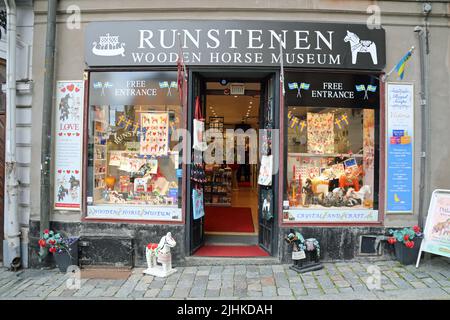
[394,238,422,265]
[54,239,79,272]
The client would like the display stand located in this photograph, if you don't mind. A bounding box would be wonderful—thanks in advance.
[93,106,108,201]
[416,189,450,268]
[204,166,232,206]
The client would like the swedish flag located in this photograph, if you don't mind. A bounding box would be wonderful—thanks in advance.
[159,81,169,88]
[288,82,298,90]
[367,85,377,92]
[300,83,310,90]
[355,84,365,92]
[395,49,413,80]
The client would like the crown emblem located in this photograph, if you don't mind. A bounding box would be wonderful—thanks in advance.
[92,33,125,57]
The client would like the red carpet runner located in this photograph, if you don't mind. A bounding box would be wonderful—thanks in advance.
[193,245,269,257]
[205,206,254,233]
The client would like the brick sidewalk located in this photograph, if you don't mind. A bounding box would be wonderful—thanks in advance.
[0,258,449,300]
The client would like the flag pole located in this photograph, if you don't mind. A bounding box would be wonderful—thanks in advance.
[381,46,415,82]
[279,34,285,104]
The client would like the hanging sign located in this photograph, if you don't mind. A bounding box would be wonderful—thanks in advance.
[416,190,450,267]
[386,83,414,213]
[54,80,84,210]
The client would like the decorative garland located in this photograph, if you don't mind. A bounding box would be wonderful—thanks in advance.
[288,110,349,131]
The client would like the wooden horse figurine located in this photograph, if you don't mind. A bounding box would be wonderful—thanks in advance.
[285,229,323,273]
[143,232,177,277]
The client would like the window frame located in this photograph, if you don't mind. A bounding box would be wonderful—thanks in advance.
[81,68,187,225]
[279,69,386,227]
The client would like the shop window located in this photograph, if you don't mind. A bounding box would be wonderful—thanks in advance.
[286,107,377,209]
[86,72,182,212]
[283,72,380,223]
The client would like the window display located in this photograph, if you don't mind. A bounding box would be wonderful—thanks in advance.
[286,107,376,211]
[89,104,180,206]
[86,71,182,215]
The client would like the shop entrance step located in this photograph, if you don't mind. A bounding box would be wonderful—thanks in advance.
[204,234,258,246]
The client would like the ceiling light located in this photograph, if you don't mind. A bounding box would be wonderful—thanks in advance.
[234,96,237,98]
[249,101,253,105]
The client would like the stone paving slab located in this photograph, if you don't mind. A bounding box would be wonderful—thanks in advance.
[0,258,448,300]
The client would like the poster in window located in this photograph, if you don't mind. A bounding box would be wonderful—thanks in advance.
[140,112,169,156]
[386,83,414,213]
[54,80,84,210]
[307,112,334,154]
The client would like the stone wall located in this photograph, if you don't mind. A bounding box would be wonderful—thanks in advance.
[278,226,392,263]
[28,221,186,268]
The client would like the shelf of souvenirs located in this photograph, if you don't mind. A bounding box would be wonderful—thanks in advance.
[288,152,363,158]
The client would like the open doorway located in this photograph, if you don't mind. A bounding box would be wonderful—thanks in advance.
[201,81,260,254]
[188,71,278,258]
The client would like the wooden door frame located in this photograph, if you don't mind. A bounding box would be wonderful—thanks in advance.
[184,67,279,257]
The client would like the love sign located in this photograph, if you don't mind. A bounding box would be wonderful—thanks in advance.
[54,80,84,210]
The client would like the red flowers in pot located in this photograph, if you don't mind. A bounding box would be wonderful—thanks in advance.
[388,225,422,249]
[387,225,423,265]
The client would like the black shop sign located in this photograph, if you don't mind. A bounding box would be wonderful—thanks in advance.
[85,20,385,70]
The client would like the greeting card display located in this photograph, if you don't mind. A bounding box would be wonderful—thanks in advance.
[140,112,169,156]
[109,151,122,166]
[307,112,334,154]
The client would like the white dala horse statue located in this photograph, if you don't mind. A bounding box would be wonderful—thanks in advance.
[143,232,177,277]
[344,31,378,65]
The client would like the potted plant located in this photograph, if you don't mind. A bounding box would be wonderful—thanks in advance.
[38,229,79,272]
[387,225,423,265]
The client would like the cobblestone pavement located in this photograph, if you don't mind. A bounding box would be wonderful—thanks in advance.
[0,258,449,300]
